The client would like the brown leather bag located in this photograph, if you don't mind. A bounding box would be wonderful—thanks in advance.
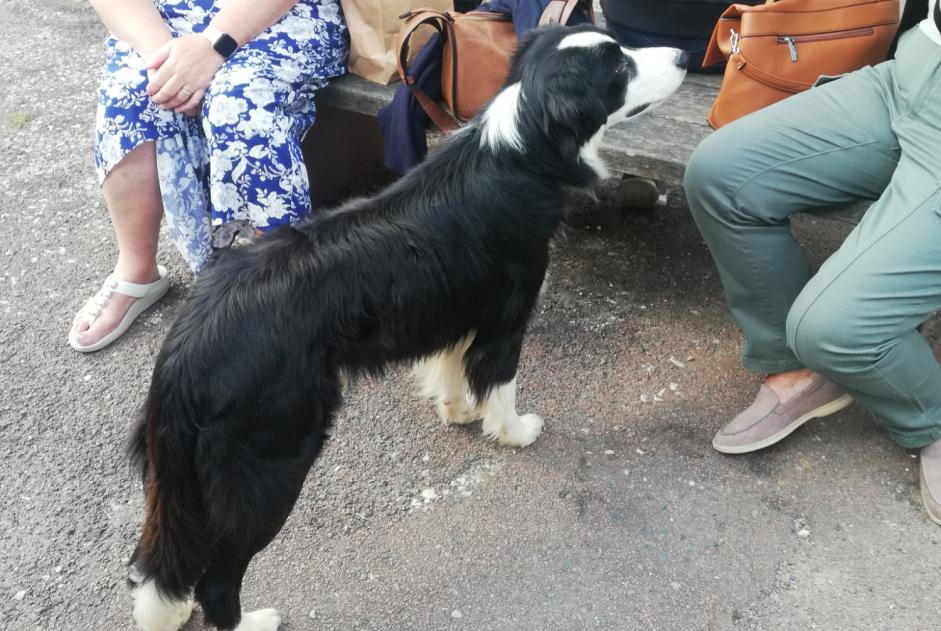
[397,1,594,132]
[703,0,900,129]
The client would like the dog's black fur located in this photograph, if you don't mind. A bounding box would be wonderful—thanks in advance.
[129,24,682,630]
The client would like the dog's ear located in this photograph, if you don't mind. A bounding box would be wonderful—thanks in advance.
[539,69,609,162]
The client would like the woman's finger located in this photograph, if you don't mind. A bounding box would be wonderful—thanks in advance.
[146,41,173,71]
[146,63,173,98]
[145,41,175,95]
[165,83,198,110]
[151,75,185,106]
[163,89,192,111]
[176,89,205,117]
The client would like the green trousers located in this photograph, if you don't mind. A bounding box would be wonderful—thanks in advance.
[684,27,941,448]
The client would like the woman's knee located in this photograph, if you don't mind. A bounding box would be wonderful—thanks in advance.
[786,298,872,375]
[202,74,283,139]
[683,131,733,222]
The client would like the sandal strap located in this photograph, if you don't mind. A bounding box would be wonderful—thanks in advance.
[113,266,167,298]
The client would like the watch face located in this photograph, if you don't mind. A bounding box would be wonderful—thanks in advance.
[215,33,238,58]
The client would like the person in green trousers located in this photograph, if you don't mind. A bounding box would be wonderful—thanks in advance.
[683,11,941,526]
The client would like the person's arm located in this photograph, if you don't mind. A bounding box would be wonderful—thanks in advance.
[205,0,302,50]
[146,0,301,116]
[88,0,172,59]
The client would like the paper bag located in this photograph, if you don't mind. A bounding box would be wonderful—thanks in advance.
[341,0,453,84]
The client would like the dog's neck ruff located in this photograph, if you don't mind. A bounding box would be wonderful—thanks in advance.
[578,128,610,180]
[480,82,524,152]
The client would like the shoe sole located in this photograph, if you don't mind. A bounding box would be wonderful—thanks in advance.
[69,278,169,353]
[920,464,941,527]
[712,394,854,455]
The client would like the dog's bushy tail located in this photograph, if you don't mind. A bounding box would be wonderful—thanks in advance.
[128,371,214,601]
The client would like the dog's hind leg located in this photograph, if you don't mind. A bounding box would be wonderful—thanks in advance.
[195,381,339,630]
[413,336,478,425]
[463,330,543,448]
[132,580,195,631]
[193,445,319,631]
[194,538,282,631]
[194,420,329,631]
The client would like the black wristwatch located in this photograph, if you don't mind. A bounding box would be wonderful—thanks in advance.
[201,25,238,59]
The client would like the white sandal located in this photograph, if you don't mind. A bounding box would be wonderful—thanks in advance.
[68,265,170,353]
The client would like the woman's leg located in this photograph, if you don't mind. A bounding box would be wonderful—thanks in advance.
[784,173,941,525]
[200,68,317,231]
[70,142,164,347]
[684,63,904,451]
[785,28,941,451]
[786,180,941,449]
[70,34,180,349]
[684,63,902,375]
[197,1,346,235]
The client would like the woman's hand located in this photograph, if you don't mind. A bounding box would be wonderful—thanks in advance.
[146,35,225,117]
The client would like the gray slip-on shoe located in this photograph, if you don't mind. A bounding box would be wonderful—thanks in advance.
[713,375,853,454]
[920,439,941,526]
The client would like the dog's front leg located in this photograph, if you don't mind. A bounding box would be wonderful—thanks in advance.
[413,337,479,425]
[464,332,543,448]
[479,377,544,447]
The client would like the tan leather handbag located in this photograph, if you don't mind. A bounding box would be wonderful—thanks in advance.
[397,1,594,132]
[703,0,900,129]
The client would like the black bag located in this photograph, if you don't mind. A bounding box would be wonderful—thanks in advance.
[600,0,762,72]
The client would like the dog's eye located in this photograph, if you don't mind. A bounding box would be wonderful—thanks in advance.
[615,59,630,75]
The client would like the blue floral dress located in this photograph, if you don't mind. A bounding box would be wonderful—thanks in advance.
[95,0,347,272]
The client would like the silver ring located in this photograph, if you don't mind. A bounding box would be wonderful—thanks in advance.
[179,88,193,98]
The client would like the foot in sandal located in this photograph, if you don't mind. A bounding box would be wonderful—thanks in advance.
[68,265,170,353]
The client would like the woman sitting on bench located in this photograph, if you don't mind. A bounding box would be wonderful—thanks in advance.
[68,0,346,352]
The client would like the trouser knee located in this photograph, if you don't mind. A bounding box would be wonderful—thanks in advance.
[683,132,731,225]
[786,301,872,377]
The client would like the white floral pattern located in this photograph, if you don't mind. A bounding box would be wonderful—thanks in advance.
[95,0,347,272]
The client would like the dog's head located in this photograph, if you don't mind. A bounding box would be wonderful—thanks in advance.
[478,25,687,181]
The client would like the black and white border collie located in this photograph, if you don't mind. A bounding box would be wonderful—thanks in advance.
[129,25,686,631]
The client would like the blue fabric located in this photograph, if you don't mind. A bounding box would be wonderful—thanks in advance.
[378,1,591,173]
[378,34,443,174]
[95,0,347,272]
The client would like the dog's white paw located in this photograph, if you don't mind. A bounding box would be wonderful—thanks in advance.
[436,397,478,425]
[483,413,544,447]
[235,608,281,631]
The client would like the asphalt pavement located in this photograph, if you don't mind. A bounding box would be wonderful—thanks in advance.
[2,2,940,630]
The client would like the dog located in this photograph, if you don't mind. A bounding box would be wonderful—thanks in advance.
[128,24,686,631]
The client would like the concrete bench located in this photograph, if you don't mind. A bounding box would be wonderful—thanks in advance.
[310,71,867,223]
[314,72,713,187]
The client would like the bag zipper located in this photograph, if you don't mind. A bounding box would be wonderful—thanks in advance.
[776,27,875,62]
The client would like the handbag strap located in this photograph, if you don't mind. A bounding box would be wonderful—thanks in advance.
[396,2,594,133]
[539,0,595,26]
[703,3,748,67]
[396,9,460,133]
